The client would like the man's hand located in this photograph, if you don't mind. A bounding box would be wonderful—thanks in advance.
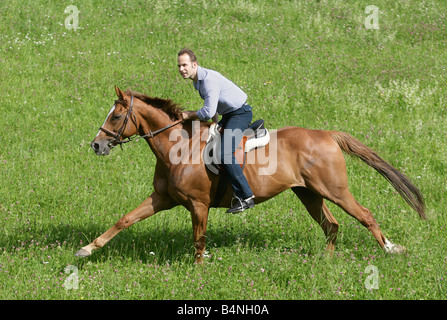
[181,110,199,121]
[182,110,218,122]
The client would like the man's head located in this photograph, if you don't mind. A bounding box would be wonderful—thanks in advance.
[177,48,198,81]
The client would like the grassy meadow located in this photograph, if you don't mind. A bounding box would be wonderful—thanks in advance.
[0,0,446,301]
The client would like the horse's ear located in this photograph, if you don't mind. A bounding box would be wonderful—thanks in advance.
[115,85,125,100]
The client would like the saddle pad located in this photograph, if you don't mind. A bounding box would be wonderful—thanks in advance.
[203,124,270,175]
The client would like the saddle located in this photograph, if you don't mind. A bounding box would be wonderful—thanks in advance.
[203,119,270,175]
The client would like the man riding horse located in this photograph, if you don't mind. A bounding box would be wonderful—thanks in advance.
[178,48,255,213]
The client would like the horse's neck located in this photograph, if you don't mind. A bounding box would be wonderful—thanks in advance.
[140,108,178,167]
[143,119,211,170]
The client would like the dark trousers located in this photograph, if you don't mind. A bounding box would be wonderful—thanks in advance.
[218,103,254,200]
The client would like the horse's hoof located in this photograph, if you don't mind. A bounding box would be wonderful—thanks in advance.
[75,248,91,257]
[384,239,406,254]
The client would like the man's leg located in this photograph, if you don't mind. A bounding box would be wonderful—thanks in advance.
[220,108,255,212]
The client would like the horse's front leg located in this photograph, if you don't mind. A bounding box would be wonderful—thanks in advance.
[189,201,210,264]
[75,191,175,257]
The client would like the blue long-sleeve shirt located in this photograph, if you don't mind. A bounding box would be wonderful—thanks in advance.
[193,66,247,121]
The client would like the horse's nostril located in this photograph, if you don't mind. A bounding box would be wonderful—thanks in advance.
[92,142,100,151]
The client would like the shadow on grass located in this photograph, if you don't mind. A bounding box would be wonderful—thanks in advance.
[68,224,321,265]
[3,219,329,266]
[3,208,396,267]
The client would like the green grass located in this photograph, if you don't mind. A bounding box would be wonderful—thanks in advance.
[0,0,446,300]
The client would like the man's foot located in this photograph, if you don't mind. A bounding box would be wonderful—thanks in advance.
[226,195,255,213]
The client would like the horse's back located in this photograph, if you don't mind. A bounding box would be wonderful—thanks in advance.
[275,126,341,155]
[241,126,343,199]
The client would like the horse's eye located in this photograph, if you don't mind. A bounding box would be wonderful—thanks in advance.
[113,115,122,121]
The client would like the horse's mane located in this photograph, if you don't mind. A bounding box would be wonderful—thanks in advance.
[125,89,183,121]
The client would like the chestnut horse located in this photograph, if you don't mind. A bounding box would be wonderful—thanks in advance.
[76,86,425,263]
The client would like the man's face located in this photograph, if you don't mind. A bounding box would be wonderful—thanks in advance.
[177,54,197,81]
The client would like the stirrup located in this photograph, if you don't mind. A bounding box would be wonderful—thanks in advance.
[227,195,255,214]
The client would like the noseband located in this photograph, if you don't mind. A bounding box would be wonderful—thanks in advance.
[99,95,183,148]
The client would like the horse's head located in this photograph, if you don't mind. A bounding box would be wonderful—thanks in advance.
[91,86,138,155]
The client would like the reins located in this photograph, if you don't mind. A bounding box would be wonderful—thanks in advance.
[99,95,184,149]
[117,119,184,147]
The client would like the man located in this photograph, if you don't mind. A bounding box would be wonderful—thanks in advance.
[177,48,255,213]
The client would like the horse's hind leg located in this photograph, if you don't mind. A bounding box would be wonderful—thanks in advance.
[292,187,339,253]
[303,140,405,254]
[325,187,405,254]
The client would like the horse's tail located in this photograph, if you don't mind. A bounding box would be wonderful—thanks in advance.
[329,131,426,219]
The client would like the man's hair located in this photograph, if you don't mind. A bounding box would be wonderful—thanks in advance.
[178,48,198,64]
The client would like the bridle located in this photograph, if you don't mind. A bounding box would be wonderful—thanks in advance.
[99,95,183,148]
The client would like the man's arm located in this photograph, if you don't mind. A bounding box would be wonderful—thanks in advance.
[196,78,220,121]
[182,110,218,123]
